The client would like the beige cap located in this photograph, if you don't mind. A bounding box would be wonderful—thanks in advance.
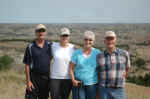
[105,31,116,38]
[35,24,47,30]
[60,27,70,35]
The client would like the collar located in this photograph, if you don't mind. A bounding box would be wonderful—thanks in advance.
[33,40,48,47]
[104,48,119,55]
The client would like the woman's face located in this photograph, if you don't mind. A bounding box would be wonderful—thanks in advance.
[60,34,70,44]
[84,37,94,48]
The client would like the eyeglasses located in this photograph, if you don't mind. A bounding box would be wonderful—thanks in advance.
[84,38,93,41]
[61,34,69,37]
[36,29,46,33]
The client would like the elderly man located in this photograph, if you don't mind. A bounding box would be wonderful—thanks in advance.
[97,31,130,99]
[23,24,52,99]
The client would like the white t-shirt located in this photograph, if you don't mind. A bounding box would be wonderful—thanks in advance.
[50,42,75,79]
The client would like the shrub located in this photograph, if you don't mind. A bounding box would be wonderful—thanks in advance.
[143,73,150,86]
[0,55,14,70]
[116,44,129,50]
[133,57,146,68]
[127,73,150,87]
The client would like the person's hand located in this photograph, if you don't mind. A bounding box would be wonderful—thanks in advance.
[73,45,80,50]
[26,81,34,91]
[72,79,82,87]
[123,71,128,78]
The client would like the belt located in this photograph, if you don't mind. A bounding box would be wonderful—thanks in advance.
[30,70,49,76]
[105,86,122,89]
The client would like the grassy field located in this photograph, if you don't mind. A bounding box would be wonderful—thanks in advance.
[0,69,150,99]
[0,69,25,99]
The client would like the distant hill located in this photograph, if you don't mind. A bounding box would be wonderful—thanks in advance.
[0,23,150,73]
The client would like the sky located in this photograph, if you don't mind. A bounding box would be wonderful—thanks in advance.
[0,0,150,23]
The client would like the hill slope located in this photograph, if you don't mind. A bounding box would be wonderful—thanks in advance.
[0,69,150,99]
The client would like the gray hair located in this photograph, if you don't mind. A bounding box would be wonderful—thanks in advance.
[84,31,95,40]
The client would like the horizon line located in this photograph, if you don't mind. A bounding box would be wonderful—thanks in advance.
[0,22,150,24]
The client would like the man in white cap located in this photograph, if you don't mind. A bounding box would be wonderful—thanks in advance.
[97,31,130,99]
[23,24,52,99]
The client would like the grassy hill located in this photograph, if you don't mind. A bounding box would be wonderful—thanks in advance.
[0,69,150,99]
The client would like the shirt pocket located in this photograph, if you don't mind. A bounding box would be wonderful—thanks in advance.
[119,56,126,64]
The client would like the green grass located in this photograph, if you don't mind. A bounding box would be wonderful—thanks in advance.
[0,69,150,99]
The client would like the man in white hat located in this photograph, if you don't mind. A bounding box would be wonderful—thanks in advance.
[97,31,130,99]
[23,24,52,99]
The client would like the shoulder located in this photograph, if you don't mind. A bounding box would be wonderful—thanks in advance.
[45,40,52,46]
[68,43,75,49]
[51,42,59,47]
[92,47,101,54]
[27,42,35,49]
[73,48,82,54]
[69,43,79,50]
[24,42,35,55]
[69,43,74,47]
[116,48,129,56]
[96,50,105,58]
[47,41,52,45]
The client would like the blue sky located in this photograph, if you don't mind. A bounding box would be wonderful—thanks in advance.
[0,0,150,23]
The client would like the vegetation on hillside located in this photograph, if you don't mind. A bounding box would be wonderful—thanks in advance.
[127,73,150,87]
[0,55,14,70]
[0,39,149,87]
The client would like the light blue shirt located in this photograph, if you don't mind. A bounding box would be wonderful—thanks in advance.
[71,48,100,85]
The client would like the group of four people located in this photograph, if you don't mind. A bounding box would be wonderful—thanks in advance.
[23,24,130,99]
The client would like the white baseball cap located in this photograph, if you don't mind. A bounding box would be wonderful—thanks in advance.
[105,31,116,38]
[35,24,47,30]
[60,27,70,35]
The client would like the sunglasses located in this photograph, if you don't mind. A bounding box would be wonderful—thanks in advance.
[61,34,69,37]
[36,29,46,33]
[84,38,93,41]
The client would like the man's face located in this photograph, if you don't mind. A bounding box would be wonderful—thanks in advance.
[35,29,46,40]
[104,36,117,49]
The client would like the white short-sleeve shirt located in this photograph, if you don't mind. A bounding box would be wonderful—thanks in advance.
[50,42,75,79]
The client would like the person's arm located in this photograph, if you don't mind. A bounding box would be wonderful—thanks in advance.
[25,64,34,91]
[125,67,130,78]
[69,61,81,87]
[124,51,131,78]
[23,46,34,91]
[48,41,53,60]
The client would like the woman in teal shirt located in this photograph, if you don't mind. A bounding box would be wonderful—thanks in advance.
[69,31,100,99]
